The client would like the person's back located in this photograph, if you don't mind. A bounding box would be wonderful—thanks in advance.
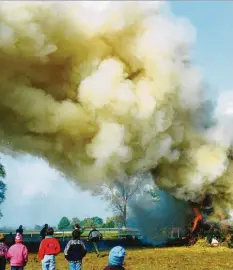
[103,246,126,270]
[7,243,28,267]
[39,237,60,257]
[73,224,85,239]
[64,229,87,269]
[65,240,86,261]
[40,224,48,240]
[16,225,23,235]
[7,233,28,269]
[88,228,102,242]
[38,227,60,269]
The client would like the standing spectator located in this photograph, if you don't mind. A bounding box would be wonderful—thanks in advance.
[7,233,28,270]
[88,226,102,257]
[73,224,85,239]
[40,224,49,240]
[38,227,61,270]
[103,246,126,270]
[64,229,87,270]
[0,234,8,270]
[16,226,23,236]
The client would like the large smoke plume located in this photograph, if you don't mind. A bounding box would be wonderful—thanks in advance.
[0,1,232,215]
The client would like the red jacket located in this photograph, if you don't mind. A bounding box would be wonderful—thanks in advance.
[38,236,60,260]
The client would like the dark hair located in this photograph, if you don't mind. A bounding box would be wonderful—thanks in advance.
[46,227,54,236]
[45,224,48,227]
[74,224,80,229]
[72,229,80,240]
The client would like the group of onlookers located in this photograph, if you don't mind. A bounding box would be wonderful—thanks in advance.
[0,232,28,270]
[0,224,126,270]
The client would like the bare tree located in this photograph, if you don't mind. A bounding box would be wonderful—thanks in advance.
[95,173,149,227]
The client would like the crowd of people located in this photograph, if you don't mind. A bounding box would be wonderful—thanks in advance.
[0,224,126,270]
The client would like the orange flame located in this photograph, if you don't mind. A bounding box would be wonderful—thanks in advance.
[191,207,203,233]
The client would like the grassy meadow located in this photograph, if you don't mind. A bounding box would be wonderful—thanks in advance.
[5,244,233,270]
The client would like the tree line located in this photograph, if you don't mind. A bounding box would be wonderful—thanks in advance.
[34,215,124,231]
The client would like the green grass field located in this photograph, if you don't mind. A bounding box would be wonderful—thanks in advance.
[4,245,233,270]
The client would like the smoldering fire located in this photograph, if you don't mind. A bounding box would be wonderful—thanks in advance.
[0,1,232,218]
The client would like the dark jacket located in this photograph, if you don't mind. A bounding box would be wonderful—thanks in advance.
[40,227,48,240]
[64,240,87,262]
[16,228,23,235]
[103,266,125,270]
[72,228,84,239]
[88,229,102,242]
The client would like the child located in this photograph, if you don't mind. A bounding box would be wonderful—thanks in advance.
[7,233,28,270]
[38,227,61,270]
[0,234,8,270]
[103,246,126,270]
[64,229,87,270]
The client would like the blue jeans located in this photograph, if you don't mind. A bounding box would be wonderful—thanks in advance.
[11,267,24,270]
[69,261,82,270]
[42,255,56,270]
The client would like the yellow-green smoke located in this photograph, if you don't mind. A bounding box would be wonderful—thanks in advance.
[0,1,232,214]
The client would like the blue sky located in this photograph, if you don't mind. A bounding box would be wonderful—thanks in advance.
[171,1,233,93]
[0,1,232,227]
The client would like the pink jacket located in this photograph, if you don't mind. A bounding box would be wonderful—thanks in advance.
[7,243,28,266]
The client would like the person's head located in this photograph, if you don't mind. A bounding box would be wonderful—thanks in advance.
[19,225,23,229]
[44,224,48,228]
[46,227,54,236]
[74,224,80,229]
[0,233,5,243]
[108,246,126,267]
[91,225,95,230]
[15,233,23,243]
[72,229,80,240]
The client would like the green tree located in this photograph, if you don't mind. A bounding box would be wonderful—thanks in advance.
[103,221,115,228]
[71,217,81,227]
[103,217,116,228]
[58,217,71,230]
[0,161,6,219]
[80,218,93,227]
[91,217,103,227]
[103,216,124,228]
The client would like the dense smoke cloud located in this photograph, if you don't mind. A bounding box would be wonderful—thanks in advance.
[0,1,232,215]
[129,177,193,244]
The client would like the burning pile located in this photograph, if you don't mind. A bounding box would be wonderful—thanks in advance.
[0,1,232,219]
